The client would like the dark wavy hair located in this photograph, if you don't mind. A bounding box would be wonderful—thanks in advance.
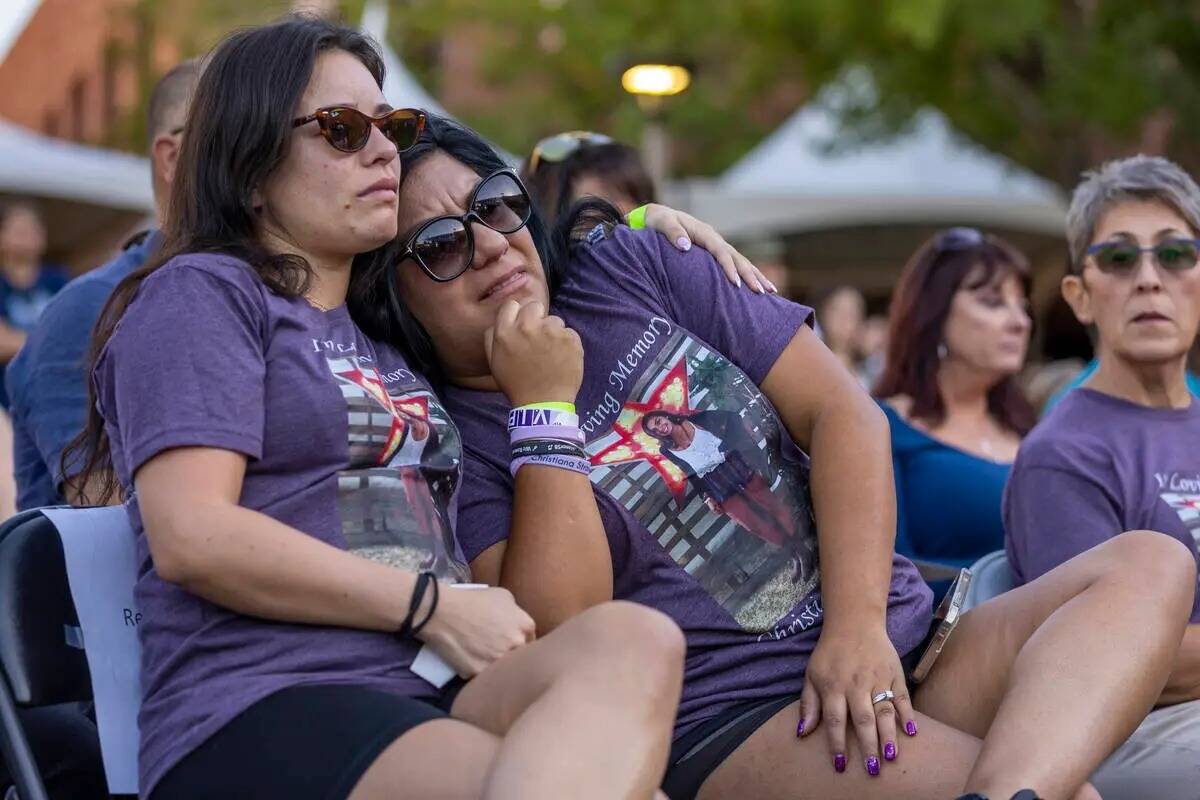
[873,229,1036,435]
[350,115,623,381]
[64,15,387,503]
[640,410,690,443]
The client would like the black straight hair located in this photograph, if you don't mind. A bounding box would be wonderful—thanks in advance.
[349,115,624,382]
[65,15,387,503]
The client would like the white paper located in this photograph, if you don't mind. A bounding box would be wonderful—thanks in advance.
[410,583,488,687]
[46,505,142,796]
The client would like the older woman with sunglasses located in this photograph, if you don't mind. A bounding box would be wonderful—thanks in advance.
[1004,155,1200,799]
[68,18,696,800]
[355,115,1200,800]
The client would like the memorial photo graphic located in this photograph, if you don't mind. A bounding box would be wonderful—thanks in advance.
[586,330,819,632]
[328,355,471,582]
[1161,492,1200,551]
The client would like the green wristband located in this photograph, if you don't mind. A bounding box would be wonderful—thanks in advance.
[516,401,576,414]
[626,204,649,230]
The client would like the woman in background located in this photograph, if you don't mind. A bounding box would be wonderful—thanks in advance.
[874,228,1035,594]
[522,131,656,221]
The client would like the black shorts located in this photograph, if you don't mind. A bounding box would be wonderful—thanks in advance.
[662,625,938,800]
[151,684,446,800]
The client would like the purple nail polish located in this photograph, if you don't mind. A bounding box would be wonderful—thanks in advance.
[834,753,846,773]
[905,720,918,737]
[796,719,805,737]
[884,742,897,761]
[676,236,691,251]
[866,756,880,776]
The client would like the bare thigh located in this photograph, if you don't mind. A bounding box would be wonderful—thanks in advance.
[698,701,981,800]
[349,718,500,800]
[913,532,1184,737]
[448,601,680,734]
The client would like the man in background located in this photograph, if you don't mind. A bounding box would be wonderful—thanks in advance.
[7,59,201,511]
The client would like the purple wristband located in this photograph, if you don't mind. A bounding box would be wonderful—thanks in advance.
[510,453,592,478]
[507,407,580,430]
[510,424,585,446]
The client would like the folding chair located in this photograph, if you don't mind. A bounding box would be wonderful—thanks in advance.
[0,510,95,800]
[962,549,1017,612]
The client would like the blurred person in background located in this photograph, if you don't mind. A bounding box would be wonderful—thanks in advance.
[817,285,867,375]
[874,228,1035,596]
[0,203,69,517]
[6,59,202,512]
[858,314,889,389]
[0,202,68,377]
[1005,155,1200,799]
[523,130,775,293]
[522,131,656,221]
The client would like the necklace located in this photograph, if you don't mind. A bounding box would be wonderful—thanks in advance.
[305,295,333,312]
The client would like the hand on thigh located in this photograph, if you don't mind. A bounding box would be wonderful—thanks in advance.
[698,701,981,800]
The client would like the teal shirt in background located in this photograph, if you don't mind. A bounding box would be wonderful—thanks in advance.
[880,401,1012,597]
[1044,359,1200,414]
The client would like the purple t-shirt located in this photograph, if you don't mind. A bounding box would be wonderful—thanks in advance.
[445,227,932,738]
[1004,388,1200,621]
[94,254,472,794]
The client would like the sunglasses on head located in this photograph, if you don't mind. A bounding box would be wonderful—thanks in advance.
[292,106,426,154]
[526,130,614,173]
[398,169,533,283]
[1084,238,1200,275]
[933,227,986,252]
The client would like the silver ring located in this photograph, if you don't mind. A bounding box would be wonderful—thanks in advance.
[871,690,895,706]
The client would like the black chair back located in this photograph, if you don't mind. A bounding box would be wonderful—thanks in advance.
[0,511,92,706]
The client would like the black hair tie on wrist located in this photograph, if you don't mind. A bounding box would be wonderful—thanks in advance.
[397,571,434,638]
[410,573,440,637]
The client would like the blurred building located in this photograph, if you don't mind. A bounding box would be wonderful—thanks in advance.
[0,0,158,270]
[0,0,162,147]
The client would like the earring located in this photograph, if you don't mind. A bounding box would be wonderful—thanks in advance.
[937,343,948,360]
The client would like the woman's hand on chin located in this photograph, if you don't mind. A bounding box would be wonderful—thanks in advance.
[797,622,917,776]
[416,583,536,679]
[485,298,584,407]
[641,204,777,294]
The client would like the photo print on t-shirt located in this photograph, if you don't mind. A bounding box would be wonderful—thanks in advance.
[1158,472,1200,551]
[327,353,471,583]
[585,329,820,633]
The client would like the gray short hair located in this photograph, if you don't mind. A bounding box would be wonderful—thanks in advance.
[1066,154,1200,270]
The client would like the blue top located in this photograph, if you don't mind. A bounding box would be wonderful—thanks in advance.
[7,231,158,509]
[0,264,69,406]
[881,401,1012,586]
[1044,358,1200,413]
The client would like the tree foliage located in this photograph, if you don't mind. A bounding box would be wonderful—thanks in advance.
[104,1,1200,190]
[390,0,1200,189]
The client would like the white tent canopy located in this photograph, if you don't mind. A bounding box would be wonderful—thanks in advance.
[721,107,1060,203]
[670,79,1066,240]
[0,118,152,212]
